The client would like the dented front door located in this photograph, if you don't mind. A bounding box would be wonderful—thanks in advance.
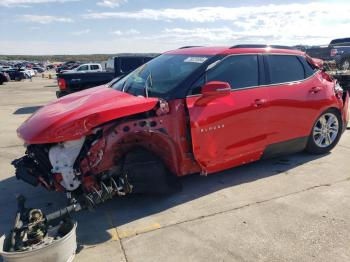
[185,54,269,174]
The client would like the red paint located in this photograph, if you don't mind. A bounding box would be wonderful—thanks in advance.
[16,46,348,192]
[79,100,201,177]
[17,86,158,144]
[263,73,338,144]
[186,85,270,173]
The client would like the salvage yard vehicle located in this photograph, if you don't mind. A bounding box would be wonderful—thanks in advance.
[56,54,158,98]
[2,68,27,81]
[56,61,81,73]
[13,45,349,208]
[305,37,350,69]
[0,72,10,85]
[61,63,103,73]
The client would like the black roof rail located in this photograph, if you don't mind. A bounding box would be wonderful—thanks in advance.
[179,46,203,49]
[230,44,297,50]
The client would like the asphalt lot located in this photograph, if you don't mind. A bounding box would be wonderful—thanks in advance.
[0,77,350,262]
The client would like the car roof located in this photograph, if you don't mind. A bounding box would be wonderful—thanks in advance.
[166,46,305,56]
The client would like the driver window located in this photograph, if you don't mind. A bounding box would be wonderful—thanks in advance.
[77,65,88,71]
[190,55,259,95]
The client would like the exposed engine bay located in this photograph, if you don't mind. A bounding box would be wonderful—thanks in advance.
[12,133,134,208]
[11,99,195,208]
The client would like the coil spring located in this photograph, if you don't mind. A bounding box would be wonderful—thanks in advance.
[84,175,132,208]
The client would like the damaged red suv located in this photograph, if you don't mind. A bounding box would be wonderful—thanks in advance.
[13,45,349,206]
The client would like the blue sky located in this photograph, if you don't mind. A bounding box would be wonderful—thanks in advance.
[0,0,349,55]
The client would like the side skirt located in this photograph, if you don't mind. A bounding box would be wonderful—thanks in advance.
[261,137,308,160]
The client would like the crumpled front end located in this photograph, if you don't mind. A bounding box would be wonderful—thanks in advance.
[12,129,133,208]
[12,98,200,207]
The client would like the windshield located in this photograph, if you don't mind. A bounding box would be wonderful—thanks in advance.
[111,54,212,98]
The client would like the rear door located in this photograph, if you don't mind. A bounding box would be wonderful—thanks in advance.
[263,54,327,148]
[186,54,270,174]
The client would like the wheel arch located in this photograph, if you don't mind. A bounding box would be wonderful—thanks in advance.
[114,130,183,176]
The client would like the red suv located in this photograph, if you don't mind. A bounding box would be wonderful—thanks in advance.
[13,45,349,206]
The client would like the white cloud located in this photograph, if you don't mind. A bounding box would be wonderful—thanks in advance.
[84,2,350,46]
[71,29,90,35]
[111,30,123,36]
[20,15,74,24]
[0,0,78,7]
[111,29,140,36]
[83,3,350,23]
[97,0,127,8]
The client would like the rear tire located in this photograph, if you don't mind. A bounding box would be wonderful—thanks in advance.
[305,109,343,154]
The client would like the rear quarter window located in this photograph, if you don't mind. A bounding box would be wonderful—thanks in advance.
[120,58,144,73]
[266,55,305,84]
[90,65,100,70]
[298,57,317,78]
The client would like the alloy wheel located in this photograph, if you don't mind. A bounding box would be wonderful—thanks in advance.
[312,113,339,148]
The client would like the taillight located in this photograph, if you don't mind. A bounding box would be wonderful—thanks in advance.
[330,48,338,57]
[58,78,66,90]
[334,82,343,99]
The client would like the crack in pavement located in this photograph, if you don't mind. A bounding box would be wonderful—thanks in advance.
[120,177,350,242]
[105,211,129,262]
[0,144,23,149]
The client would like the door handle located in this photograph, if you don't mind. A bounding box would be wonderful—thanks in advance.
[309,87,322,93]
[253,99,267,107]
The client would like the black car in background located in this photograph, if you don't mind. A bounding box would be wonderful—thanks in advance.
[2,68,27,81]
[56,61,81,73]
[0,72,10,85]
[32,67,45,73]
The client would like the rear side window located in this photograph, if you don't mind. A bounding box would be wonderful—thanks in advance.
[120,58,144,73]
[266,55,304,84]
[206,55,259,89]
[90,65,100,70]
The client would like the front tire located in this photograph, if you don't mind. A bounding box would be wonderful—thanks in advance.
[306,109,343,154]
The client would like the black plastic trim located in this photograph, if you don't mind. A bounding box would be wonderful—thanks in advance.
[261,137,308,159]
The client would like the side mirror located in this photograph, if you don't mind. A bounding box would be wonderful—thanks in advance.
[195,81,231,106]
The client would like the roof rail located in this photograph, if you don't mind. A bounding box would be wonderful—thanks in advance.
[179,46,203,49]
[230,44,297,50]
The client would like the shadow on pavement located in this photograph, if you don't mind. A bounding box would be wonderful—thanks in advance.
[13,106,42,115]
[0,152,327,248]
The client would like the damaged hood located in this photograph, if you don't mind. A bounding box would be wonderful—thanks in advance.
[17,86,159,144]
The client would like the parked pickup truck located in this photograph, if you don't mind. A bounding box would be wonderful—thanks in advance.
[305,38,350,70]
[56,54,159,98]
